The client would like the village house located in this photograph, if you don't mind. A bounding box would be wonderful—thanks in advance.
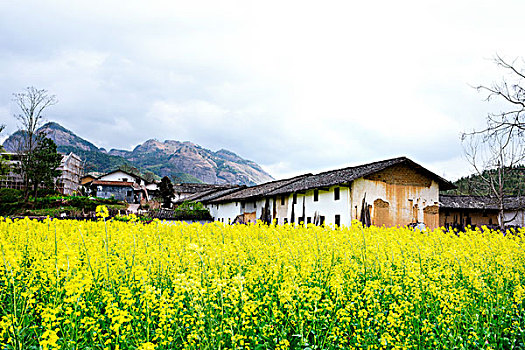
[84,169,151,203]
[200,157,456,229]
[440,194,525,229]
[0,151,83,195]
[81,173,103,185]
[56,152,83,195]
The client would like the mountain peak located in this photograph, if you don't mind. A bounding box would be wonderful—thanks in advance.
[2,121,274,185]
[41,121,69,133]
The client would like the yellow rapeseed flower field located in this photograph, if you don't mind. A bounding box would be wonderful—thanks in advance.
[1,215,525,349]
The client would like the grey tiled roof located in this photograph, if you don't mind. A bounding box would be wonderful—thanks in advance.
[208,174,311,203]
[173,183,239,194]
[440,194,525,210]
[192,187,246,203]
[266,157,456,196]
[207,157,455,203]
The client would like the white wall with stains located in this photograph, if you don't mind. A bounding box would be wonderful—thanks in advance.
[350,177,440,228]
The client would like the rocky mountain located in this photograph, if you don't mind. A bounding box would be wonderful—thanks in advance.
[108,139,273,185]
[2,122,273,185]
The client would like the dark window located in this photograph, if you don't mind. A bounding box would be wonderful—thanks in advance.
[307,217,311,224]
[489,218,493,225]
[122,178,128,182]
[254,201,256,208]
[314,189,319,202]
[284,218,288,224]
[335,214,341,227]
[293,194,297,204]
[275,218,279,225]
[482,211,488,217]
[334,187,340,201]
[281,196,285,205]
[466,217,472,226]
[320,216,325,225]
[445,211,450,217]
[241,202,245,210]
[298,216,304,224]
[127,190,133,196]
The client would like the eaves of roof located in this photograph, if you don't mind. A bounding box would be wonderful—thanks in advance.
[208,174,311,203]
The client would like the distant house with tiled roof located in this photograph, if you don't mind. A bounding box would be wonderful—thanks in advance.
[440,194,525,228]
[172,183,242,202]
[84,169,152,203]
[200,157,456,228]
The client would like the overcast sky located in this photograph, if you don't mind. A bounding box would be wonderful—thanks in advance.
[1,0,524,181]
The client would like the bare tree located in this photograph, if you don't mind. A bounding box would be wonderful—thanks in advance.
[474,55,525,137]
[463,130,525,230]
[462,55,525,231]
[12,87,57,201]
[13,87,57,153]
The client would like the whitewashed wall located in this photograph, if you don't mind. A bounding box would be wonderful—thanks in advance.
[99,171,136,183]
[207,202,241,224]
[284,186,351,226]
[274,196,289,224]
[504,210,525,227]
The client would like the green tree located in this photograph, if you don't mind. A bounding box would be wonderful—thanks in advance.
[25,135,62,201]
[158,176,174,208]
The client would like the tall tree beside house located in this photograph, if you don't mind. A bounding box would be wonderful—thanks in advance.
[158,176,174,208]
[24,135,62,201]
[12,86,57,201]
[463,55,525,230]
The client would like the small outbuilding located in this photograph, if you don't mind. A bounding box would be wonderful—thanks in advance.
[440,194,525,229]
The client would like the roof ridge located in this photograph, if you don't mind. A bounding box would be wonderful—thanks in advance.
[310,156,408,177]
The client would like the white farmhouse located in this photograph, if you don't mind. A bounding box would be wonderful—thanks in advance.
[202,157,455,229]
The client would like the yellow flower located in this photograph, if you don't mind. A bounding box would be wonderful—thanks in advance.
[96,205,109,219]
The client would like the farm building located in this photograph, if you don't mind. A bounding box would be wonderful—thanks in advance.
[440,195,525,229]
[198,157,456,229]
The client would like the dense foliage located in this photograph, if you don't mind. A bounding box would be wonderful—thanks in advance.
[173,201,212,220]
[25,136,62,199]
[443,165,525,196]
[0,190,125,216]
[1,219,524,349]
